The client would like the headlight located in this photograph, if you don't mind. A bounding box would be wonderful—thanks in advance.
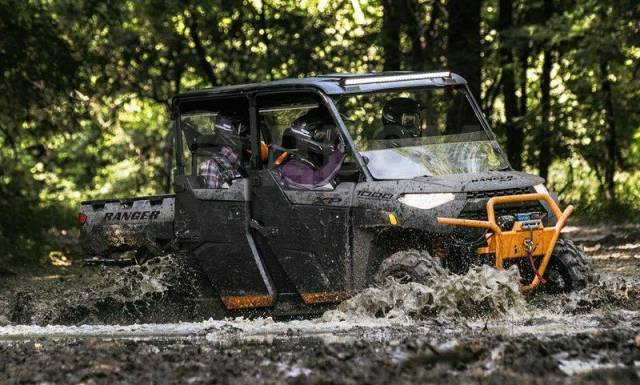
[533,184,549,195]
[398,193,455,210]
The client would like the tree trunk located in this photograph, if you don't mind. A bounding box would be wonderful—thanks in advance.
[188,20,217,86]
[518,48,528,117]
[538,49,552,181]
[407,2,425,71]
[382,0,402,71]
[600,59,617,203]
[537,0,553,181]
[423,0,442,70]
[499,0,523,170]
[383,1,443,72]
[446,0,482,99]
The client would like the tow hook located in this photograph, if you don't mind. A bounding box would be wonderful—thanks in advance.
[523,224,546,284]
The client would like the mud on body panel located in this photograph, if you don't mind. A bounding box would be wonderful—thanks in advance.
[79,195,175,256]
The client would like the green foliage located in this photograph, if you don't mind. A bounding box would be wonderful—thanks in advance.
[0,0,639,261]
[548,155,640,223]
[0,0,84,262]
[483,0,640,214]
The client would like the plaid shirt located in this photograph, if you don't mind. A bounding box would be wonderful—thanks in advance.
[199,146,241,188]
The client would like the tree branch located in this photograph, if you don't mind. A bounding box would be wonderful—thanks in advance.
[188,19,217,86]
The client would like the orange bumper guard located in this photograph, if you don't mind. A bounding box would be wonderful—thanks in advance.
[437,193,573,291]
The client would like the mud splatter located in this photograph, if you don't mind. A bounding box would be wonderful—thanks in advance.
[6,254,202,325]
[529,274,640,315]
[1,224,639,385]
[324,265,525,322]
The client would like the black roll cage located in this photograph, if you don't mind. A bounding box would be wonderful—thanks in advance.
[171,82,509,183]
[172,87,373,182]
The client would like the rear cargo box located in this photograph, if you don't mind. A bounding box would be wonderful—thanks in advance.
[79,195,175,256]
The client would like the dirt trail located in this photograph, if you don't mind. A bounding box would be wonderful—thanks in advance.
[0,225,639,384]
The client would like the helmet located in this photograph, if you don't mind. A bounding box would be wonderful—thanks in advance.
[281,109,339,168]
[215,114,249,152]
[382,97,420,128]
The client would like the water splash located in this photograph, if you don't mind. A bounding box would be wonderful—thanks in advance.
[8,254,199,325]
[530,274,640,314]
[323,265,525,322]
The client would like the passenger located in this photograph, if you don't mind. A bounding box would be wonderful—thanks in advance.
[378,97,422,139]
[199,115,248,189]
[199,145,242,189]
[278,109,345,189]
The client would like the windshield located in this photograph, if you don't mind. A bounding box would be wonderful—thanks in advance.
[336,86,508,179]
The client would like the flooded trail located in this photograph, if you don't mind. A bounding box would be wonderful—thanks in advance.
[1,225,639,384]
[1,311,639,384]
[0,308,637,342]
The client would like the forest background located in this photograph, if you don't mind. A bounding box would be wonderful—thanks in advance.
[1,0,639,262]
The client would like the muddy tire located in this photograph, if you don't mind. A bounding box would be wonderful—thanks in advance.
[375,249,448,285]
[543,238,595,293]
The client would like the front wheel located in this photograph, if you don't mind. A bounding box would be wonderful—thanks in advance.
[543,238,595,293]
[375,249,448,285]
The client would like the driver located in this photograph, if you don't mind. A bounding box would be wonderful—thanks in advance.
[198,115,248,189]
[277,109,345,189]
[379,97,421,139]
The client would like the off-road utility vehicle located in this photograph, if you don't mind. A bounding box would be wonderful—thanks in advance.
[80,72,594,316]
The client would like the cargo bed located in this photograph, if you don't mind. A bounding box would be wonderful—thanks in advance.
[79,194,175,257]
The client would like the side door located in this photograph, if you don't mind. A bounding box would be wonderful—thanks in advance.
[173,96,275,310]
[250,91,355,305]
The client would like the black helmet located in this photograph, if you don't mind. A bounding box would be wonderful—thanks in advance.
[281,109,339,167]
[382,97,420,128]
[215,114,249,151]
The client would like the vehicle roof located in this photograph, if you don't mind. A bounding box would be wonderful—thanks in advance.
[174,71,467,101]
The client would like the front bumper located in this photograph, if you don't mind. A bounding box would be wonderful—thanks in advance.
[437,193,573,291]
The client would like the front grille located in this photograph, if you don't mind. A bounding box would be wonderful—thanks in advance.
[458,202,546,221]
[461,187,546,222]
[466,187,534,199]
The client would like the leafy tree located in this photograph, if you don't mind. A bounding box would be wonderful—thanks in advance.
[1,0,639,261]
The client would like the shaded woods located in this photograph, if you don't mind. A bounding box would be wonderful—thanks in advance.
[1,0,639,261]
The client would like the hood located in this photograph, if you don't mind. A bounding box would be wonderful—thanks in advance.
[411,171,544,193]
[358,171,544,195]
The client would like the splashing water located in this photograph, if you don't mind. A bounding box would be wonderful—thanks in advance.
[323,265,526,322]
[6,254,199,325]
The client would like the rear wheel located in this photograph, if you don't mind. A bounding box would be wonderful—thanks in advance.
[375,249,448,285]
[543,238,595,293]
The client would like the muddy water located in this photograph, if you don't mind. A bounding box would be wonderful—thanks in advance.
[324,264,526,322]
[1,254,204,325]
[1,225,639,384]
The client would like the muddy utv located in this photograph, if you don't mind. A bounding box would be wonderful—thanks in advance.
[79,71,594,316]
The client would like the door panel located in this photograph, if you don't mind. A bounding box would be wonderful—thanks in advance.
[175,177,275,310]
[250,170,353,304]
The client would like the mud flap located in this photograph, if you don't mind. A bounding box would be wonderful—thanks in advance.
[274,249,349,305]
[193,241,275,309]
